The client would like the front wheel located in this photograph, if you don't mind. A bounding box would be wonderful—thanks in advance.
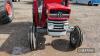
[70,26,83,48]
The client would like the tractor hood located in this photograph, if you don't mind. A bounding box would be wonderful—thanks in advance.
[47,3,70,11]
[47,3,71,21]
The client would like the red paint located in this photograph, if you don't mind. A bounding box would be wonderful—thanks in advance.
[33,0,71,27]
[40,0,47,27]
[33,0,39,26]
[47,3,70,11]
[44,0,63,4]
[5,1,12,16]
[48,17,68,21]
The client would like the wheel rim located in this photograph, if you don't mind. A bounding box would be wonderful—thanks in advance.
[5,1,12,17]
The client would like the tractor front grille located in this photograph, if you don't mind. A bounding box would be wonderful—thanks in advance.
[48,20,69,36]
[53,23,64,29]
[48,20,68,32]
[48,14,69,18]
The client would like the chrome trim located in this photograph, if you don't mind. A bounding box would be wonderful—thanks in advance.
[48,20,68,23]
[48,14,69,16]
[48,14,69,18]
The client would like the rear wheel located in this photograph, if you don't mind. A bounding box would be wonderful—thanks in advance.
[70,26,83,48]
[28,26,38,51]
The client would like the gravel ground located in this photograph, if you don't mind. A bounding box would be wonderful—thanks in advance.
[0,0,100,56]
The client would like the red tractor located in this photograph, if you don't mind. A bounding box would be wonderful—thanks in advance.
[28,0,83,50]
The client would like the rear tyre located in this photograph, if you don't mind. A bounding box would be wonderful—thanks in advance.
[70,26,83,48]
[28,26,38,51]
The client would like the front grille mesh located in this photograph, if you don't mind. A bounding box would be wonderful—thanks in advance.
[48,14,69,18]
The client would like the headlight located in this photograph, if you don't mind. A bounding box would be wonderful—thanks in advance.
[64,22,69,30]
[48,23,54,29]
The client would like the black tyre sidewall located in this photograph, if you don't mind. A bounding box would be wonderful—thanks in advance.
[28,27,34,51]
[70,26,83,48]
[28,26,38,51]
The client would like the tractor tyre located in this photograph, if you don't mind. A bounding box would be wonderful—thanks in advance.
[70,26,83,48]
[28,26,38,51]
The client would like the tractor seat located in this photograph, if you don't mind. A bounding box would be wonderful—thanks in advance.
[46,3,70,10]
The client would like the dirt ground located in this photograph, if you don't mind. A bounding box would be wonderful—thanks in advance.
[0,0,100,56]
